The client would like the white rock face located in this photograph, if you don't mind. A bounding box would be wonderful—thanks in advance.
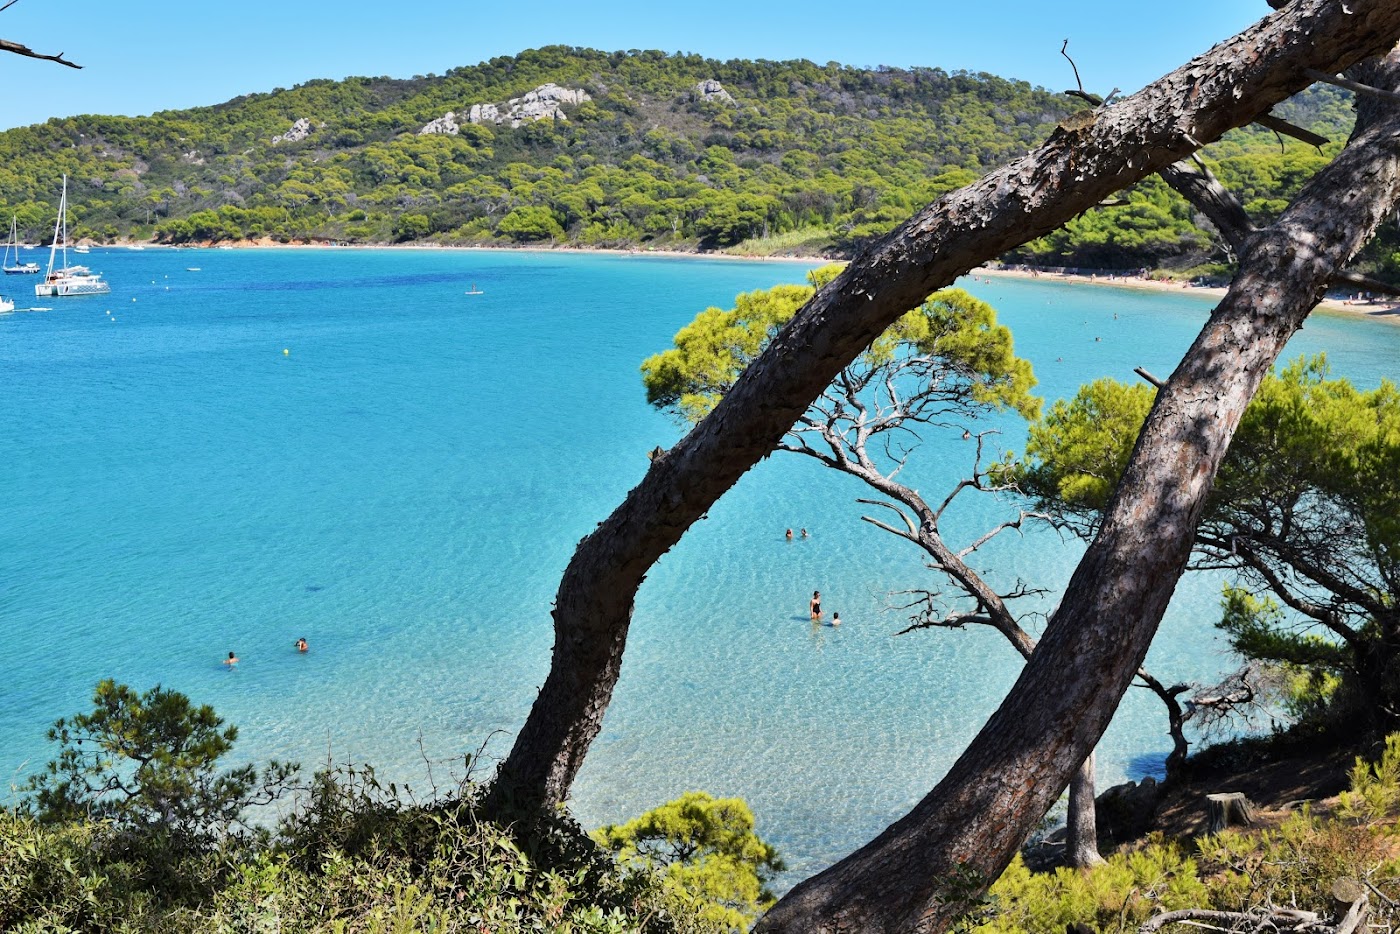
[523,83,590,106]
[465,84,591,128]
[468,103,501,124]
[418,112,461,135]
[272,118,315,145]
[694,79,735,104]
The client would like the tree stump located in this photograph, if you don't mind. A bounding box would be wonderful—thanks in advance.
[1205,792,1255,834]
[1333,882,1370,934]
[1331,878,1367,916]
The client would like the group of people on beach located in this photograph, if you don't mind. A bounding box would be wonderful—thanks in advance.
[223,637,309,667]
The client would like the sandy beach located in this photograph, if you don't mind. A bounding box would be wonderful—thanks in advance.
[169,237,822,265]
[972,264,1400,324]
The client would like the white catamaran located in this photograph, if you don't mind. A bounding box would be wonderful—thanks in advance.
[2,216,39,275]
[35,175,109,297]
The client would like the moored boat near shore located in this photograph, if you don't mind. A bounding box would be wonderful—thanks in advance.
[3,217,39,275]
[35,176,110,298]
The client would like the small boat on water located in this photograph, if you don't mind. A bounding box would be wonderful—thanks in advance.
[465,283,484,295]
[0,295,14,312]
[2,217,39,275]
[35,175,111,298]
[73,244,90,254]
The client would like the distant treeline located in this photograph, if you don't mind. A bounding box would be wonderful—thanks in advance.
[0,46,1391,278]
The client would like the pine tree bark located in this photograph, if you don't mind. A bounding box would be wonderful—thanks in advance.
[1066,753,1105,869]
[755,46,1400,934]
[485,0,1400,823]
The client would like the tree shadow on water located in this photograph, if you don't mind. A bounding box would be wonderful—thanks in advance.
[1126,751,1168,782]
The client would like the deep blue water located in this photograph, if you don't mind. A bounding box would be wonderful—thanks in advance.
[2,247,1395,884]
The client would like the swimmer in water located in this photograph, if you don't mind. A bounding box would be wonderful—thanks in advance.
[295,638,308,652]
[810,590,823,622]
[224,651,239,666]
[786,528,794,541]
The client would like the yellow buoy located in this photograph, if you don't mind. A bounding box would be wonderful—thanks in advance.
[283,348,290,356]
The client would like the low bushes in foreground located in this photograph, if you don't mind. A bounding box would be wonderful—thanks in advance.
[960,735,1400,934]
[0,682,766,933]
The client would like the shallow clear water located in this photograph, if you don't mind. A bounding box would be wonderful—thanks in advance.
[2,249,1395,885]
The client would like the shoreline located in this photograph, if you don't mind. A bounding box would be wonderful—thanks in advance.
[150,237,826,266]
[122,237,1400,322]
[971,264,1400,324]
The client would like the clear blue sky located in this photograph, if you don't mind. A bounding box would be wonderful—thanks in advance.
[1,0,1262,131]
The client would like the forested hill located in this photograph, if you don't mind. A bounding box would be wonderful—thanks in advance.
[0,46,1376,273]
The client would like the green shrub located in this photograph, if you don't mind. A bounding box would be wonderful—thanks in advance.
[965,734,1400,934]
[963,843,1211,934]
[593,791,784,931]
[2,684,724,932]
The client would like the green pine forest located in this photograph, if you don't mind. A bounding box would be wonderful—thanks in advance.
[0,46,1389,278]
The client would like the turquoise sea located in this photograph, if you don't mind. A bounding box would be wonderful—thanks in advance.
[3,247,1396,885]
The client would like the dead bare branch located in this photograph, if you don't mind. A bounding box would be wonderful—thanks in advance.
[956,511,1048,559]
[856,498,918,538]
[1255,113,1330,148]
[1306,66,1400,102]
[1333,268,1400,296]
[1138,906,1325,934]
[1336,896,1369,934]
[1060,40,1087,96]
[1134,367,1166,388]
[0,37,80,70]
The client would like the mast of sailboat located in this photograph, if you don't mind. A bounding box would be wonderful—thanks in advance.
[46,174,67,277]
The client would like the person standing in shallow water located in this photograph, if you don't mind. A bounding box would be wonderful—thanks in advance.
[224,651,239,667]
[785,528,794,541]
[810,591,822,622]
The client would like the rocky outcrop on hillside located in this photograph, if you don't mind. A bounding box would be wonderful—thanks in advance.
[467,83,591,128]
[693,79,735,104]
[467,102,501,125]
[418,112,461,136]
[272,118,317,145]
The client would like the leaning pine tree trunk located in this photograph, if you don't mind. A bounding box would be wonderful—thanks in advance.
[756,45,1400,934]
[485,0,1400,823]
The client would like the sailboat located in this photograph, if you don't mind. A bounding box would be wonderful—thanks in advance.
[2,217,39,274]
[35,175,109,297]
